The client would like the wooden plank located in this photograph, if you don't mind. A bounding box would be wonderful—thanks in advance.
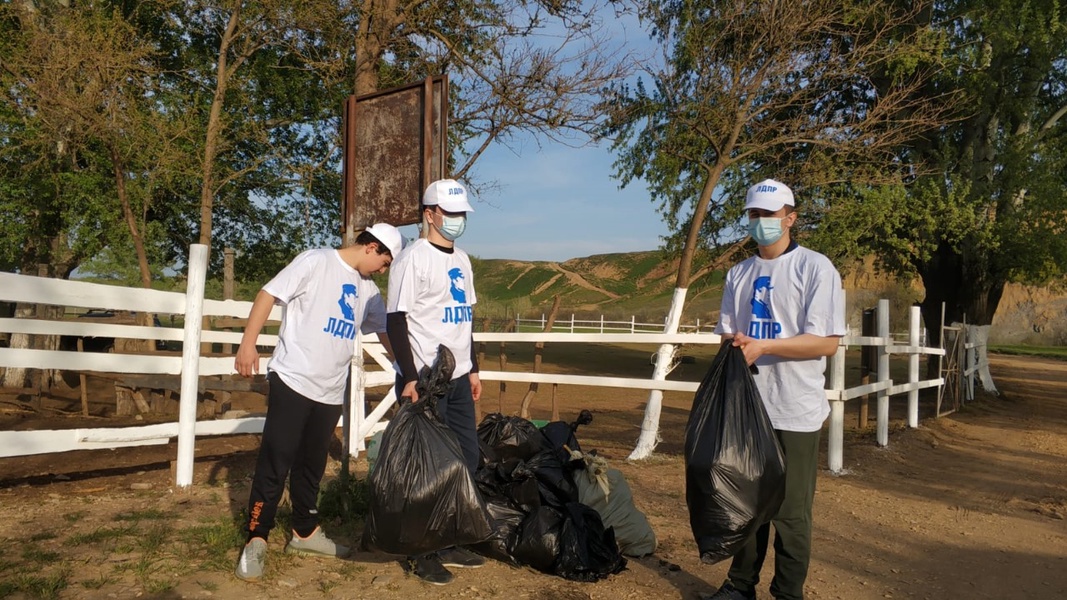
[116,374,269,394]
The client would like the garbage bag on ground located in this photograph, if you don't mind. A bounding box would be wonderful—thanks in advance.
[475,458,541,513]
[575,454,657,557]
[509,505,563,572]
[362,345,493,556]
[555,502,628,582]
[470,498,526,566]
[477,413,548,463]
[685,342,786,564]
[524,448,580,509]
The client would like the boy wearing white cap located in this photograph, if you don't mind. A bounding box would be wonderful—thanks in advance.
[708,179,846,600]
[386,178,485,585]
[233,223,403,581]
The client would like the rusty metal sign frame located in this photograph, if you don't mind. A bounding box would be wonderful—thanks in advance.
[341,75,449,245]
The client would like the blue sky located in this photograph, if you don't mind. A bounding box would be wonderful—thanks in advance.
[396,141,673,263]
[394,3,673,263]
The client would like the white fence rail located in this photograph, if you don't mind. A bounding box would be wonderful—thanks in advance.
[1,261,964,484]
[515,315,706,334]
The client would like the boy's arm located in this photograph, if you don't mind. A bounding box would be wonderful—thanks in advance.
[731,332,841,365]
[386,312,419,402]
[235,289,277,377]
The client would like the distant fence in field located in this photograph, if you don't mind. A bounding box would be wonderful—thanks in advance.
[1,247,982,485]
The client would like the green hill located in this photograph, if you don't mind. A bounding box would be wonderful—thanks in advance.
[470,250,727,324]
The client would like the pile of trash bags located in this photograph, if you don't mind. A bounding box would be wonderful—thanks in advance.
[473,410,639,582]
[362,345,654,582]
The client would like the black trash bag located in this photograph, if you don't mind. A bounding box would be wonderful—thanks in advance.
[469,498,526,566]
[685,342,786,565]
[509,505,564,572]
[362,345,493,556]
[525,449,580,509]
[540,409,593,459]
[555,502,628,582]
[477,413,548,463]
[474,458,541,513]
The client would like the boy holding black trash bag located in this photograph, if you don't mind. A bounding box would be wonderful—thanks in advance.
[233,224,403,581]
[384,179,487,585]
[701,179,845,600]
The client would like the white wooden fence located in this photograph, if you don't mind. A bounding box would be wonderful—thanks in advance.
[1,251,962,485]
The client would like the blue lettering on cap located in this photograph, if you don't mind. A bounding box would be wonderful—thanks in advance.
[756,184,777,193]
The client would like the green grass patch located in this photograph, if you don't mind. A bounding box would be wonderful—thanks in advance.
[67,524,137,546]
[1,571,69,600]
[21,545,61,564]
[62,511,88,524]
[114,509,171,522]
[177,517,245,572]
[989,344,1067,360]
[80,574,116,590]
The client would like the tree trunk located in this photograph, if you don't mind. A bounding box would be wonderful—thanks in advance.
[918,242,1005,385]
[630,161,728,460]
[628,287,688,460]
[0,302,34,389]
[353,0,400,96]
[112,147,152,289]
[198,5,242,250]
[918,242,1005,348]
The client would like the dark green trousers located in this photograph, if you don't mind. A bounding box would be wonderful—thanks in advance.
[727,429,821,600]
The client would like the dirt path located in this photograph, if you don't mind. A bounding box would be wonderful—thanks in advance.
[546,262,620,300]
[0,354,1065,599]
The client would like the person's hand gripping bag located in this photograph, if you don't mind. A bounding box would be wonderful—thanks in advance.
[362,345,493,555]
[684,342,786,564]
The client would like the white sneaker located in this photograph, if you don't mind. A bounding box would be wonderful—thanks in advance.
[285,527,350,558]
[235,537,267,581]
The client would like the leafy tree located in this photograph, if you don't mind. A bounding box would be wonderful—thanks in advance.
[826,0,1067,340]
[602,0,950,458]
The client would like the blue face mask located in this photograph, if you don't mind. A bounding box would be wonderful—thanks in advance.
[748,217,785,246]
[437,213,466,241]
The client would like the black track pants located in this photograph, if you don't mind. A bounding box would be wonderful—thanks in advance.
[244,372,342,541]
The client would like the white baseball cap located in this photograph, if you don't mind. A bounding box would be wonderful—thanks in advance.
[744,179,795,212]
[423,179,474,212]
[364,223,403,258]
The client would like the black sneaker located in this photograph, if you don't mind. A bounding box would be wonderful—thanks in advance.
[437,546,485,569]
[700,581,756,600]
[411,553,454,585]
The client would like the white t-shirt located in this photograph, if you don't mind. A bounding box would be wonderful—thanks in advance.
[714,246,846,432]
[387,238,477,379]
[263,249,386,405]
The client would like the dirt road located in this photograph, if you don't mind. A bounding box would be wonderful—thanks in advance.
[0,354,1064,599]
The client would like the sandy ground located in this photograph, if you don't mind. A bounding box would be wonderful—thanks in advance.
[1,353,1065,600]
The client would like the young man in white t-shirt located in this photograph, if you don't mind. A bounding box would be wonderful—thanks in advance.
[708,179,846,600]
[386,178,485,585]
[232,223,403,581]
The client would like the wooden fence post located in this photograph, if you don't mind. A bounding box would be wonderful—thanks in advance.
[519,296,560,419]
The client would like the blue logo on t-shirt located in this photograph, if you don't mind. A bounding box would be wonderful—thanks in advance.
[442,267,473,324]
[338,284,358,320]
[448,268,467,303]
[747,276,781,339]
[323,284,357,339]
